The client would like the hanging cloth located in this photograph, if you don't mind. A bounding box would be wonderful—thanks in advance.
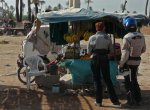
[50,22,68,45]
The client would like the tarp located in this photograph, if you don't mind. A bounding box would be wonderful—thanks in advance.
[37,8,149,38]
[37,8,126,38]
[59,59,118,85]
[37,8,122,23]
[37,8,149,25]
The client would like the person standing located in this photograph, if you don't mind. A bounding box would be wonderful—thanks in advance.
[119,17,146,106]
[87,22,120,107]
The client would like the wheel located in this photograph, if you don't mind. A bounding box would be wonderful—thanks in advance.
[17,66,35,84]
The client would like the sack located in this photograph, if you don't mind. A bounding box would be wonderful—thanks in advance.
[118,64,131,76]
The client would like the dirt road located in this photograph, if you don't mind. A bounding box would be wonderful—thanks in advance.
[0,35,150,110]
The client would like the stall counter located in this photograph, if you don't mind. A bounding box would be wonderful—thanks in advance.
[59,59,118,85]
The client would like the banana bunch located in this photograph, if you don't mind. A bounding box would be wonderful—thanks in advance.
[77,31,85,39]
[64,34,79,43]
[83,31,94,41]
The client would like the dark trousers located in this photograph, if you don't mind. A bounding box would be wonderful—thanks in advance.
[91,54,119,104]
[124,65,142,104]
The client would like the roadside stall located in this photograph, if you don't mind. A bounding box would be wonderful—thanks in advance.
[37,8,126,87]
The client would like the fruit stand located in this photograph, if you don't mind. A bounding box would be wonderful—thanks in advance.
[37,8,125,86]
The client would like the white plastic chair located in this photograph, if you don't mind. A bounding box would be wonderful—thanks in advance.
[23,55,47,90]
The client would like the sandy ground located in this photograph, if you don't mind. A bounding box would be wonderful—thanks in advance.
[0,29,150,110]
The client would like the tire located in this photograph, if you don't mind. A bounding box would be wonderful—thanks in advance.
[17,66,35,84]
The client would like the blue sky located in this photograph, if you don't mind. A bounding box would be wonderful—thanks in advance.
[4,0,150,14]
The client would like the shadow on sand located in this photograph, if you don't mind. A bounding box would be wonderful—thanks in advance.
[0,85,92,110]
[0,84,150,110]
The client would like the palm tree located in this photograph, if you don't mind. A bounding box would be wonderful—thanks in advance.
[47,5,52,10]
[127,11,130,13]
[133,11,137,14]
[10,5,15,13]
[120,4,124,12]
[39,0,45,12]
[114,11,118,13]
[57,3,63,10]
[16,0,24,22]
[53,6,58,11]
[66,0,69,8]
[121,0,127,13]
[8,5,15,18]
[0,0,5,10]
[145,0,149,16]
[0,0,5,17]
[31,0,40,16]
[85,0,93,9]
[19,0,23,22]
[16,0,19,21]
[102,8,105,12]
[4,2,7,10]
[28,0,31,21]
[149,8,150,18]
[3,2,8,17]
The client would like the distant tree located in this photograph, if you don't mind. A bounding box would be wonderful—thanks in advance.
[47,5,52,10]
[39,0,45,12]
[0,0,5,11]
[57,3,63,10]
[0,0,5,17]
[15,0,24,22]
[8,5,15,18]
[66,0,69,8]
[89,6,92,10]
[85,0,93,9]
[53,6,58,11]
[120,4,124,12]
[16,0,19,21]
[22,15,28,20]
[149,8,150,18]
[121,0,127,13]
[133,11,137,14]
[102,8,105,12]
[28,0,31,21]
[127,11,130,13]
[10,5,15,13]
[19,0,23,22]
[45,5,52,12]
[4,2,8,10]
[114,11,118,13]
[145,0,149,16]
[31,0,40,16]
[35,3,38,16]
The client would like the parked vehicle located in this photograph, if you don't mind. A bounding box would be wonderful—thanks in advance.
[16,24,67,84]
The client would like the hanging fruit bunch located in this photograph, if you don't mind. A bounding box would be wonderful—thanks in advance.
[64,33,78,43]
[83,31,94,41]
[76,31,85,40]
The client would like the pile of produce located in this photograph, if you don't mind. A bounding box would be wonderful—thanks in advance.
[83,31,94,41]
[64,31,94,43]
[64,33,79,43]
[80,54,91,60]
